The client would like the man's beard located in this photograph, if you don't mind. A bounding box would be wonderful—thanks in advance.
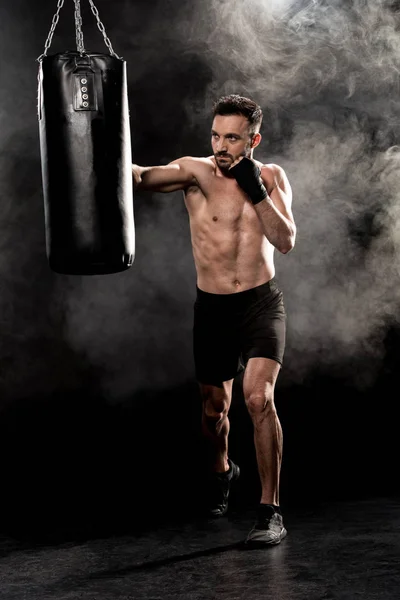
[215,147,251,172]
[215,154,232,171]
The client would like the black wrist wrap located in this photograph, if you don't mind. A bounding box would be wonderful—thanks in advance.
[230,157,268,205]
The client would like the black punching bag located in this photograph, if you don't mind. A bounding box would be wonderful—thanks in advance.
[37,2,135,275]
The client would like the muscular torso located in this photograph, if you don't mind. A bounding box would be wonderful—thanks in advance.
[183,157,275,294]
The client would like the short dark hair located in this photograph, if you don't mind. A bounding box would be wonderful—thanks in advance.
[213,94,263,134]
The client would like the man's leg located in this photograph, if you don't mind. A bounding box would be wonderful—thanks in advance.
[199,379,240,516]
[243,356,287,544]
[199,379,234,473]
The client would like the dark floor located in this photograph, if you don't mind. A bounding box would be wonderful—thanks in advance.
[0,495,399,600]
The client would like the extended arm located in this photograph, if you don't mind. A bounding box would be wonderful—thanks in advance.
[132,157,197,193]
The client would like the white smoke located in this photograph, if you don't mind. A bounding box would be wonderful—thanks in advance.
[3,0,399,400]
[170,0,400,387]
[61,0,400,392]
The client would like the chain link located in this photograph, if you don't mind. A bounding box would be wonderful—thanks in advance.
[88,0,121,59]
[74,0,86,54]
[37,0,65,62]
[37,0,121,62]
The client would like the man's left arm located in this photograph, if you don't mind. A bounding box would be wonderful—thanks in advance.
[256,164,296,254]
[229,158,296,254]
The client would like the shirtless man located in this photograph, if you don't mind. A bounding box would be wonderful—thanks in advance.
[132,94,296,545]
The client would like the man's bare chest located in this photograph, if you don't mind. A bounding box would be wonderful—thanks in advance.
[185,177,259,227]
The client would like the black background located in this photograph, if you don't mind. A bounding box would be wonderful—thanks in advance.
[0,0,399,537]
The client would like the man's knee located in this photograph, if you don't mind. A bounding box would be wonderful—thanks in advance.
[244,389,275,419]
[200,385,230,423]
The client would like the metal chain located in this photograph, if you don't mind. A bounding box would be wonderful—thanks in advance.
[74,0,86,54]
[37,0,65,62]
[37,0,121,62]
[88,0,121,58]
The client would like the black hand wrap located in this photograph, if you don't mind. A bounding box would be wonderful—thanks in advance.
[230,157,268,205]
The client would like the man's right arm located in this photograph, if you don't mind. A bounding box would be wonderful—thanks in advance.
[132,157,197,193]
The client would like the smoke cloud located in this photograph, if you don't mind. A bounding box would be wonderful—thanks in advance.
[1,0,400,402]
[168,0,400,388]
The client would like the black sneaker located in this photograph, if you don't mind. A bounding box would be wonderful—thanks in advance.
[206,458,240,518]
[246,504,287,545]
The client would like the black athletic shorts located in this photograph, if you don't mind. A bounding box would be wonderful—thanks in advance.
[193,278,286,385]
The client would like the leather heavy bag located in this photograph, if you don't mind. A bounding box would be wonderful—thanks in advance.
[38,51,135,275]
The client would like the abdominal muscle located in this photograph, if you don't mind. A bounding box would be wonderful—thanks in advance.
[185,184,275,294]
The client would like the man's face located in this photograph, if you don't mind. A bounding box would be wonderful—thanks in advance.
[211,114,257,172]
